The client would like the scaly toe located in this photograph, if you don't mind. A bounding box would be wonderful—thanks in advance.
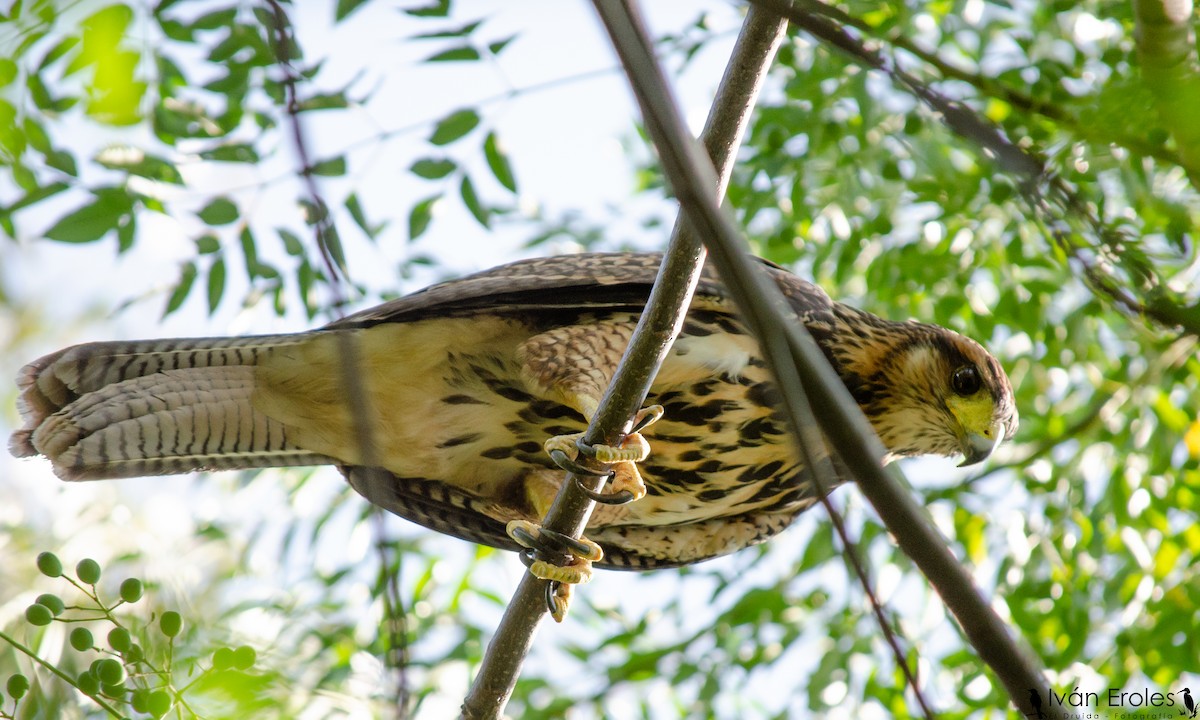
[528,557,593,585]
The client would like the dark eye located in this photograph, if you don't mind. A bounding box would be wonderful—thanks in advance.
[952,365,982,396]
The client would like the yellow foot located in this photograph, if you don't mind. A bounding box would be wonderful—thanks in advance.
[506,519,604,622]
[545,405,663,504]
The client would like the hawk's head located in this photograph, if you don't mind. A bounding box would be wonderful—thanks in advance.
[821,307,1019,466]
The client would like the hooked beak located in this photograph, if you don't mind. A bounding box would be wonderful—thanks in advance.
[958,423,1005,467]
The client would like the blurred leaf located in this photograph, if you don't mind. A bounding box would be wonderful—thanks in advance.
[410,157,457,179]
[484,132,516,192]
[488,36,516,55]
[335,0,369,21]
[163,261,198,316]
[198,197,239,226]
[405,0,451,18]
[278,228,305,256]
[345,193,386,240]
[429,108,479,146]
[408,194,439,241]
[207,256,226,314]
[425,45,480,62]
[44,190,132,243]
[199,144,260,163]
[195,234,221,254]
[296,92,349,112]
[0,59,17,87]
[412,20,482,39]
[309,156,346,177]
[460,175,488,227]
[95,146,183,183]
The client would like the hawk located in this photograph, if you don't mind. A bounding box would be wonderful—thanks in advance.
[10,253,1016,593]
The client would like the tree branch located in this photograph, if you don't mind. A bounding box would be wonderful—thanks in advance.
[590,0,1048,715]
[752,0,1200,338]
[459,7,789,719]
[1133,0,1200,186]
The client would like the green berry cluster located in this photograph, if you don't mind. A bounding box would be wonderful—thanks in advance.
[0,552,260,719]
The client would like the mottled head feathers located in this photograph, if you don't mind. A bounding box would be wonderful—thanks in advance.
[808,303,1018,465]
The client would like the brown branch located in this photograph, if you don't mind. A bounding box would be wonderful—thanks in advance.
[1132,0,1200,186]
[458,7,789,719]
[804,0,1188,169]
[589,0,1049,715]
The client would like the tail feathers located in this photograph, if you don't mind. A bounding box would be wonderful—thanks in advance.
[10,335,332,480]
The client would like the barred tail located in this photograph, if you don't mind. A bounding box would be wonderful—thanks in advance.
[9,335,335,480]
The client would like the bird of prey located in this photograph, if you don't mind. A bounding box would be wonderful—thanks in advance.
[10,252,1016,614]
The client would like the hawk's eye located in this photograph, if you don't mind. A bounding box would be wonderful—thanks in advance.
[951,365,982,396]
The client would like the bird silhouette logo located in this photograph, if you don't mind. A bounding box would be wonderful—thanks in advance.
[1181,687,1196,719]
[1028,688,1046,719]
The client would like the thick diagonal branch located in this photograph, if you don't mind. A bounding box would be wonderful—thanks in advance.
[591,0,1048,716]
[459,7,789,720]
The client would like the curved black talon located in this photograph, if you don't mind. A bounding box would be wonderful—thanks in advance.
[512,523,597,559]
[574,475,637,505]
[549,448,611,478]
[545,580,560,614]
[518,548,537,568]
[632,406,663,432]
[574,436,598,458]
[511,525,545,552]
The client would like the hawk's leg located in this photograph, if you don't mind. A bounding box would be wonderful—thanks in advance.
[546,404,663,504]
[505,321,665,620]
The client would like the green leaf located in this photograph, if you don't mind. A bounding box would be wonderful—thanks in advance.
[318,225,346,273]
[44,191,131,243]
[410,157,457,179]
[192,7,237,30]
[335,0,369,21]
[38,36,78,71]
[116,214,136,253]
[8,181,69,214]
[95,146,183,183]
[412,20,483,39]
[207,257,226,314]
[0,59,16,87]
[460,175,488,227]
[198,197,239,225]
[195,234,220,254]
[408,195,439,241]
[239,226,259,278]
[488,36,516,55]
[44,149,78,176]
[22,117,50,152]
[199,143,260,163]
[345,193,386,240]
[425,45,480,62]
[296,92,349,112]
[278,228,305,256]
[164,261,197,317]
[405,0,451,17]
[483,132,516,192]
[310,156,346,177]
[429,109,479,146]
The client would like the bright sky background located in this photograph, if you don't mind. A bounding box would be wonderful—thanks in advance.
[0,3,997,717]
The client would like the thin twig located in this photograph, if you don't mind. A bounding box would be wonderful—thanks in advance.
[459,7,789,719]
[264,3,409,716]
[591,0,1047,715]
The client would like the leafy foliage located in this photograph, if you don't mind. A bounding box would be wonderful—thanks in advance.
[1,0,1198,718]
